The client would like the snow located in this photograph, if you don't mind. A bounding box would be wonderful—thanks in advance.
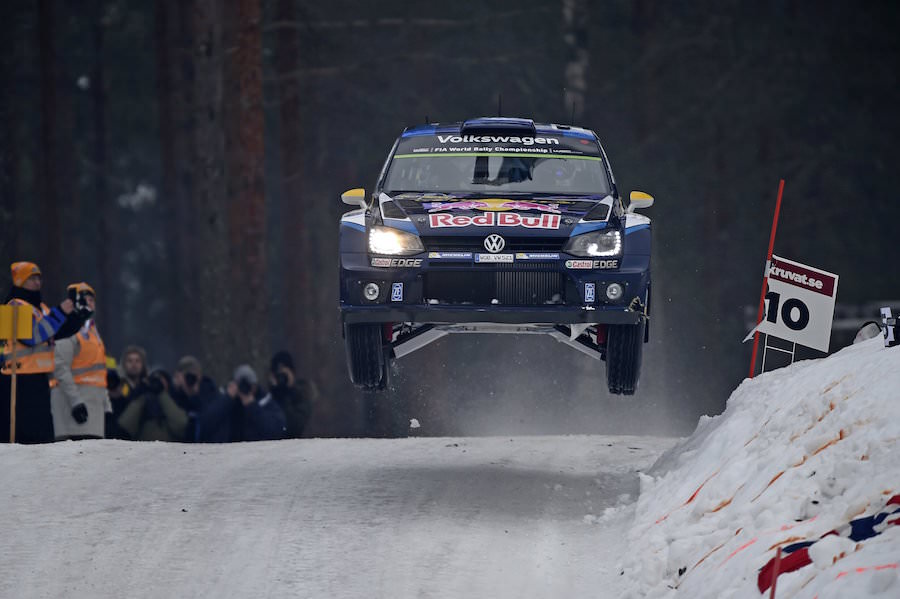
[0,434,675,599]
[621,337,900,598]
[1,337,896,598]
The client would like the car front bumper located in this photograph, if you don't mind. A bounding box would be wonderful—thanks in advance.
[339,251,649,326]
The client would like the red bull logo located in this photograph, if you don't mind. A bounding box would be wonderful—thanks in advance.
[429,212,561,229]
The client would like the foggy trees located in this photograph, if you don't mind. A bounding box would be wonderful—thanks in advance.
[2,0,899,435]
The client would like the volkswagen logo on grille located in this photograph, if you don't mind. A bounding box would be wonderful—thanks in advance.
[484,234,506,253]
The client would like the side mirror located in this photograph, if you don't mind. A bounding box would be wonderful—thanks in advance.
[628,190,654,213]
[341,188,367,210]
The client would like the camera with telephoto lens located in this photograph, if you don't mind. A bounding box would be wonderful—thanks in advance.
[67,288,93,319]
[106,369,121,391]
[275,371,290,388]
[237,378,253,395]
[183,372,198,387]
[146,372,165,395]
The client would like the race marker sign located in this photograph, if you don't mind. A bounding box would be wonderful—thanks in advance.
[754,255,839,352]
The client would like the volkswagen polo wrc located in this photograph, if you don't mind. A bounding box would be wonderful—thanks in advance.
[339,117,653,394]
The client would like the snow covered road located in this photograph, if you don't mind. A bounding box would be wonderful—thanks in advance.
[0,435,676,599]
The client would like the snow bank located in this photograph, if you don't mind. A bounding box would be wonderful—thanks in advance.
[621,337,900,598]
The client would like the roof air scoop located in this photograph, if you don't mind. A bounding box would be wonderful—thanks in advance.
[460,117,536,136]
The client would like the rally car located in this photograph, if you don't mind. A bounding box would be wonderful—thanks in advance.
[339,117,653,394]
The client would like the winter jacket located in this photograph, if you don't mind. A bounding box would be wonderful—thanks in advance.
[105,377,139,440]
[270,380,315,438]
[172,376,222,442]
[117,387,189,442]
[50,334,111,439]
[197,390,286,443]
[1,298,64,374]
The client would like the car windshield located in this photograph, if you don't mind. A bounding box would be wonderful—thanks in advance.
[384,153,611,196]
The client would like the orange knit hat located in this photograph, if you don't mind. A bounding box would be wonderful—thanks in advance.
[11,262,41,287]
[67,282,96,296]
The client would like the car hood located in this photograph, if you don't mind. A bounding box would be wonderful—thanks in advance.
[383,192,613,237]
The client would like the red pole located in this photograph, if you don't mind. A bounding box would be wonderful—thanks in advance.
[749,179,785,378]
[769,546,783,598]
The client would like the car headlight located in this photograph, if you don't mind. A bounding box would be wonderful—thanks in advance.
[368,226,425,256]
[564,229,622,257]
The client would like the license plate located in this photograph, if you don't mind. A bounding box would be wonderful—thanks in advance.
[475,253,514,263]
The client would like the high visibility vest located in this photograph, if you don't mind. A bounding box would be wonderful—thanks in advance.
[1,299,55,375]
[70,323,107,388]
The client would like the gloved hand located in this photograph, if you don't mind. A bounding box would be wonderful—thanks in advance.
[71,403,89,424]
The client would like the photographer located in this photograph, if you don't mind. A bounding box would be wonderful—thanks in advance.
[116,363,188,442]
[50,283,111,440]
[268,350,315,438]
[171,355,222,442]
[197,364,286,442]
[105,346,144,439]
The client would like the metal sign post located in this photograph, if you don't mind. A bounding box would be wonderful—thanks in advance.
[760,334,796,374]
[10,308,17,443]
[883,307,898,347]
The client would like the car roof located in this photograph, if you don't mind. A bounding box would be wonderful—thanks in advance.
[401,117,597,141]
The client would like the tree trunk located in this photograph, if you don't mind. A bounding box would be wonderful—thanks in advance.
[93,0,116,349]
[38,0,62,296]
[275,0,312,378]
[562,0,589,123]
[0,3,18,263]
[224,0,269,377]
[157,0,197,356]
[192,0,230,383]
[156,0,177,344]
[0,104,15,264]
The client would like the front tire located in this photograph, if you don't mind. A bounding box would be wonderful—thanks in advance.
[344,323,388,390]
[606,320,645,395]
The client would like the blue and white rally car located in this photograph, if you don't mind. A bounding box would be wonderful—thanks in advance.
[339,117,653,394]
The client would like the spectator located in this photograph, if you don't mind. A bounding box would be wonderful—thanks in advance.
[106,345,147,438]
[268,350,315,438]
[116,359,189,442]
[50,283,112,440]
[1,262,75,444]
[170,355,222,442]
[198,364,286,442]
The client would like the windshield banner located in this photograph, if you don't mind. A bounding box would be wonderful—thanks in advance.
[395,133,602,158]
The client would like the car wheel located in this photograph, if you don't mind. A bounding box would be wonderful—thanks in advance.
[344,323,387,390]
[606,320,645,395]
